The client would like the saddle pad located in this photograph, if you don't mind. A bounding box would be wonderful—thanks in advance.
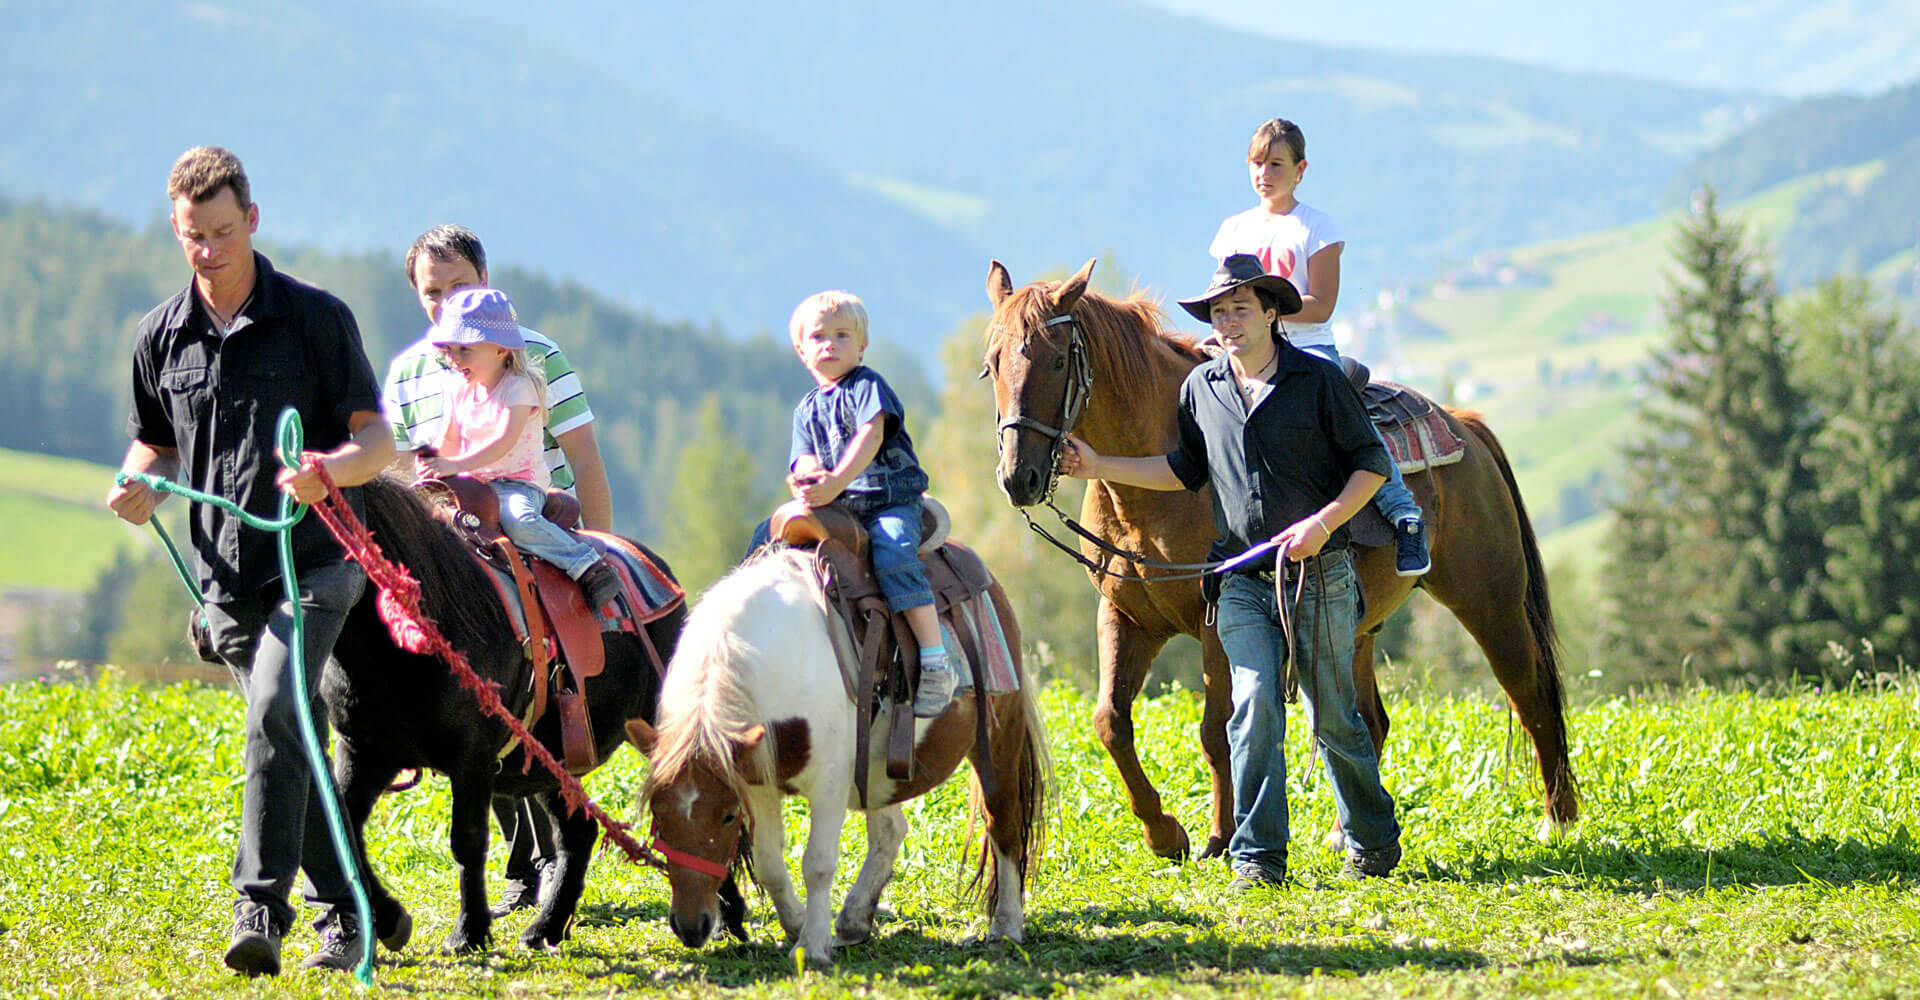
[583,532,685,625]
[946,592,1019,694]
[1376,408,1466,475]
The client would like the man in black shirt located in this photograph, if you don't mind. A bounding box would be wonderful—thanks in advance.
[1061,254,1402,890]
[105,147,395,975]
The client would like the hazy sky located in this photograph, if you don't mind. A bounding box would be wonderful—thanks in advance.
[1146,0,1917,96]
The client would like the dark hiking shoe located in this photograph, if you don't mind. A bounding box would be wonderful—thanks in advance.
[223,902,285,977]
[1341,842,1403,879]
[1227,862,1286,893]
[578,559,623,610]
[1394,519,1431,577]
[300,910,367,973]
[492,861,547,917]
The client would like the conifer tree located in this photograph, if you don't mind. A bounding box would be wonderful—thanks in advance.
[1794,279,1920,677]
[1605,189,1831,683]
[659,396,767,598]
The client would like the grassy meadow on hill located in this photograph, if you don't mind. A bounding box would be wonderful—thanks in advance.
[1,674,1915,998]
[0,447,147,590]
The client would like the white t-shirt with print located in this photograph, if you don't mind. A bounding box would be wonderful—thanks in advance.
[1207,203,1344,349]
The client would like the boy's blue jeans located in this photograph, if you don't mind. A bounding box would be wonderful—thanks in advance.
[493,479,600,578]
[843,495,935,612]
[1214,552,1399,878]
[1297,343,1422,526]
[745,499,935,613]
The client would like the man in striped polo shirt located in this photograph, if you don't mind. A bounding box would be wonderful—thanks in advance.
[383,224,614,532]
[380,224,614,915]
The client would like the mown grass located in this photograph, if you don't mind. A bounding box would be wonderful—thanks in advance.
[1,675,1917,998]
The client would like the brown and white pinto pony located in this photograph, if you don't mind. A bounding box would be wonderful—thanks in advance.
[629,549,1050,968]
[981,258,1577,861]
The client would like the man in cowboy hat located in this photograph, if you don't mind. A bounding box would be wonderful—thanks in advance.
[1059,253,1402,890]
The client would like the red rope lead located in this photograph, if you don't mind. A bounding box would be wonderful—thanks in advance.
[306,463,663,868]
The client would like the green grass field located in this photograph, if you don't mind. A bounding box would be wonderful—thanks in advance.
[2,676,1915,997]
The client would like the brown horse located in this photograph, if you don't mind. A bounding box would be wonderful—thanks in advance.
[982,258,1576,860]
[628,548,1050,968]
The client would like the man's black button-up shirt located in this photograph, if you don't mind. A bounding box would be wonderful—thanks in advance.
[127,253,381,603]
[1164,343,1390,573]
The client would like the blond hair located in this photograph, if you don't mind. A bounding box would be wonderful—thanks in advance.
[788,290,869,347]
[499,348,549,413]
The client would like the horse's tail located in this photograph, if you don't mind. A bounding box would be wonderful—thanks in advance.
[965,587,1053,913]
[1452,411,1579,822]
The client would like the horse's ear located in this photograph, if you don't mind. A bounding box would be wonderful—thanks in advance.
[624,718,659,757]
[987,260,1014,308]
[1055,258,1097,313]
[732,725,767,768]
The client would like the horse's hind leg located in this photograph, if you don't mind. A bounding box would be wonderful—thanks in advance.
[522,791,597,949]
[1092,598,1188,859]
[332,744,413,951]
[1426,555,1577,838]
[834,804,906,947]
[444,770,496,952]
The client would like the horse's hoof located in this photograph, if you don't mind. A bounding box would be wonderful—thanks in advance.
[832,921,874,948]
[1195,835,1230,861]
[1146,817,1191,860]
[1538,816,1575,844]
[377,906,413,952]
[445,926,492,953]
[792,943,834,970]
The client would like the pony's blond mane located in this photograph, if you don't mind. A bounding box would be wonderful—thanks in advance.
[985,282,1205,392]
[640,548,828,807]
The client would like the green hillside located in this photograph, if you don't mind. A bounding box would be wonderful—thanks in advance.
[1384,164,1904,553]
[0,448,146,590]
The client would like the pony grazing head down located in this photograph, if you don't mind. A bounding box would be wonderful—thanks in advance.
[630,550,827,948]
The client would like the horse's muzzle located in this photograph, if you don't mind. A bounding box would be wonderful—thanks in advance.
[999,462,1048,508]
[669,909,717,948]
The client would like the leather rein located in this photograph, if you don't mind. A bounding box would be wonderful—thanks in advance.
[993,310,1238,583]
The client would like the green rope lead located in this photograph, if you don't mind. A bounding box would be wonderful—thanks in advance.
[117,407,376,985]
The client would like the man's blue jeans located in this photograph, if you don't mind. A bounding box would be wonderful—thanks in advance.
[203,558,366,931]
[1214,551,1399,878]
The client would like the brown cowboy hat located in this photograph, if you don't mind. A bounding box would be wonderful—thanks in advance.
[1177,253,1304,323]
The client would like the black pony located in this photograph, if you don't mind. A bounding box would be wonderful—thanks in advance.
[321,475,741,952]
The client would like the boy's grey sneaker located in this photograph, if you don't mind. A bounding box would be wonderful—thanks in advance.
[300,910,367,973]
[912,661,956,718]
[1393,519,1431,577]
[1341,842,1402,879]
[223,901,285,977]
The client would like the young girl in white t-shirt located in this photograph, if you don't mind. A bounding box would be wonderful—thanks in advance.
[1208,118,1430,577]
[423,288,622,607]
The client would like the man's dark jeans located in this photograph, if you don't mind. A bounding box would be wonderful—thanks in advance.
[203,559,365,931]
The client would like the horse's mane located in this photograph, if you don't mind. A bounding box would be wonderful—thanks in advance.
[641,548,826,810]
[357,475,516,655]
[986,281,1206,392]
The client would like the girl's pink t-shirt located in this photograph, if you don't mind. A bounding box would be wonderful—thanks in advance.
[448,373,549,489]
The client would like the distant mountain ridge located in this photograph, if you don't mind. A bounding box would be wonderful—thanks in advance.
[4,0,1762,358]
[1667,80,1920,288]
